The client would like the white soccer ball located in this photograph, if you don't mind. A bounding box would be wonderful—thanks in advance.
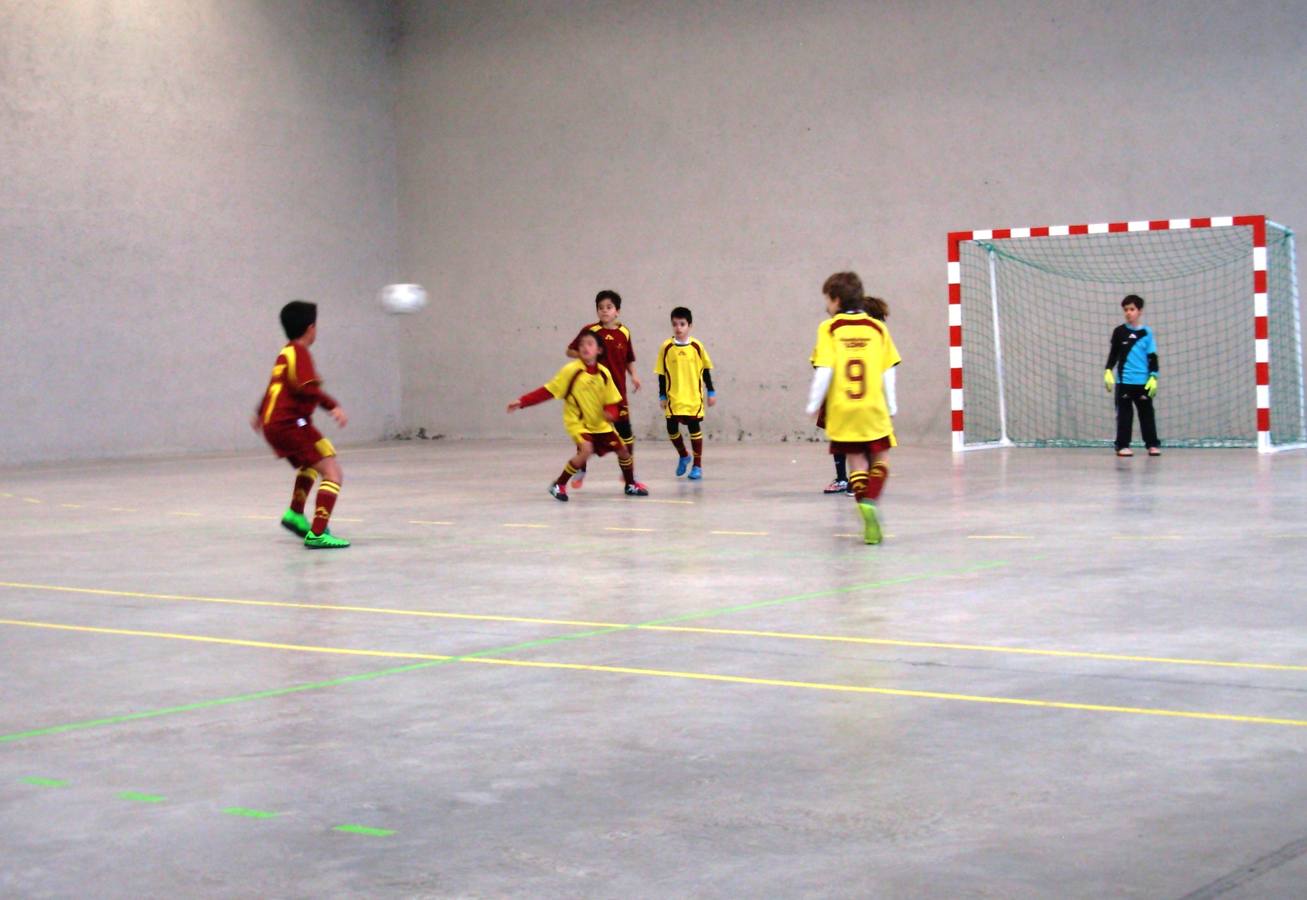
[379,283,428,315]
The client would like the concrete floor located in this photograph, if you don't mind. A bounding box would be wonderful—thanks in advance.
[2,440,1307,899]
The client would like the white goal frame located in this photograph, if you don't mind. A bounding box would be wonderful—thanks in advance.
[947,214,1306,454]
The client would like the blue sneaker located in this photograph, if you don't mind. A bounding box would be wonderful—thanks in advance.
[688,465,702,480]
[675,456,691,477]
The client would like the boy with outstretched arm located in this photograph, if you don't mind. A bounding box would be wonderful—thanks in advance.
[654,306,716,480]
[1103,293,1161,457]
[509,331,649,501]
[565,290,641,488]
[252,300,350,548]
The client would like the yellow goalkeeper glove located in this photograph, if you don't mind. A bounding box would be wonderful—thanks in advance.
[1145,375,1158,398]
[1103,369,1115,392]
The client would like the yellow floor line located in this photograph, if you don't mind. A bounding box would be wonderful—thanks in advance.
[711,530,769,536]
[2,616,1304,728]
[604,527,656,533]
[23,498,42,504]
[409,520,454,526]
[503,523,549,529]
[2,580,1305,673]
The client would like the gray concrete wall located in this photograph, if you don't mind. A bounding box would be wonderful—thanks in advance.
[0,0,401,465]
[393,0,1307,446]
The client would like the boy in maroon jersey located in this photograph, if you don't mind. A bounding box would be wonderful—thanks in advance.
[564,290,641,487]
[251,300,350,548]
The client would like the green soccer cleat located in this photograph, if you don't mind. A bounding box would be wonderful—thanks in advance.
[280,508,310,537]
[857,501,882,545]
[304,530,350,549]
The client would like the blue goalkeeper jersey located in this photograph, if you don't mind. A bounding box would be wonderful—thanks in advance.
[1105,324,1158,385]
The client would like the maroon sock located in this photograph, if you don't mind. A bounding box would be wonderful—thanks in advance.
[690,430,703,466]
[618,456,635,486]
[670,434,688,456]
[848,471,869,503]
[556,464,577,488]
[290,468,316,514]
[310,481,340,535]
[866,458,889,501]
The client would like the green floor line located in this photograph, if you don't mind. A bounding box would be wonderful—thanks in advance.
[119,791,166,803]
[223,807,279,819]
[22,776,68,787]
[0,559,1007,745]
[333,824,394,837]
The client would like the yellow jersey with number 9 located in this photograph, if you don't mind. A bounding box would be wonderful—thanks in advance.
[811,312,901,443]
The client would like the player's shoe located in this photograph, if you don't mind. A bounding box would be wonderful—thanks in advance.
[688,465,702,480]
[1147,447,1161,457]
[624,482,649,496]
[675,455,691,477]
[304,530,350,549]
[1116,448,1134,457]
[280,508,310,537]
[570,467,586,488]
[857,501,882,545]
[823,479,848,494]
[549,484,569,502]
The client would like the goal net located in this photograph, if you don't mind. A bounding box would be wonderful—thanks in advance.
[948,216,1306,452]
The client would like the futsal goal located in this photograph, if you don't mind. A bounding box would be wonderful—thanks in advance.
[948,215,1306,453]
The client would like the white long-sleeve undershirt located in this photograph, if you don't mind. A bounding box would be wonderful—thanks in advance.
[805,367,833,414]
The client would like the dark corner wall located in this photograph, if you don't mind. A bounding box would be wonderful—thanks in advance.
[1,0,402,464]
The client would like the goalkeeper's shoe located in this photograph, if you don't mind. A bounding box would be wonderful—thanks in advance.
[624,482,649,496]
[675,455,691,477]
[857,501,882,545]
[304,530,350,549]
[280,509,310,537]
[1116,448,1134,457]
[549,484,569,502]
[824,479,849,494]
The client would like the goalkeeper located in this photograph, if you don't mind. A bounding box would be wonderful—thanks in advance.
[1102,294,1160,457]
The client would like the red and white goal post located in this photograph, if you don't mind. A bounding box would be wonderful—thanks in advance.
[948,215,1306,453]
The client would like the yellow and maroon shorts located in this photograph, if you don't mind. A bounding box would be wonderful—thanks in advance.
[829,436,893,456]
[579,431,624,456]
[264,421,336,469]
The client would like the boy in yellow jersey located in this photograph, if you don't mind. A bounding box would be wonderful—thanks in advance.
[508,331,649,501]
[805,273,901,544]
[654,306,716,479]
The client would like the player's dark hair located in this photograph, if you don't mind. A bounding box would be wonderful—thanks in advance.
[1122,294,1144,310]
[863,295,889,320]
[670,306,692,324]
[280,300,317,339]
[595,290,622,310]
[823,272,866,312]
[576,330,600,348]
